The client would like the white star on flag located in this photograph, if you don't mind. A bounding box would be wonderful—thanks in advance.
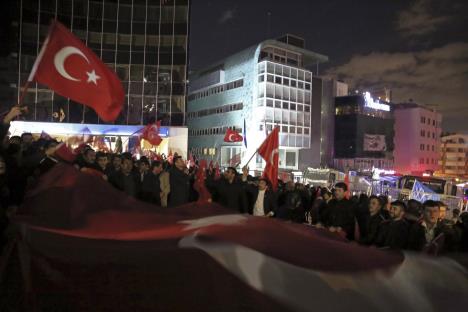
[86,70,100,85]
[178,214,247,231]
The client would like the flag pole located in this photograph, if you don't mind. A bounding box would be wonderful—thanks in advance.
[236,149,257,169]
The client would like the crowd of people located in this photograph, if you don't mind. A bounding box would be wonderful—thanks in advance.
[1,106,468,256]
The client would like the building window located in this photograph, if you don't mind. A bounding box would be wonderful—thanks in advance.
[421,130,425,137]
[420,158,424,164]
[421,116,426,123]
[426,145,430,151]
[428,118,431,125]
[432,145,435,152]
[420,144,425,151]
[433,120,435,126]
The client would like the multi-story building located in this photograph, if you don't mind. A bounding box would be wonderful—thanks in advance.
[187,35,332,173]
[394,103,442,175]
[3,0,190,154]
[333,92,394,172]
[437,134,468,178]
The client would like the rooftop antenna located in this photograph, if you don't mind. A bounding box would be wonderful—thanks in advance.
[267,11,271,39]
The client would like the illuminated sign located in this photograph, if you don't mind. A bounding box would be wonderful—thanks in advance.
[364,92,390,111]
[9,121,170,137]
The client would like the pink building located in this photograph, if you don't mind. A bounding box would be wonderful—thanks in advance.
[394,104,442,175]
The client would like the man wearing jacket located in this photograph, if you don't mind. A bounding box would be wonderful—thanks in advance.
[241,168,277,216]
[168,156,190,207]
[206,167,248,213]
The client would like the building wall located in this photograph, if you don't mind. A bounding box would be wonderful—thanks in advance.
[187,40,328,171]
[8,0,189,126]
[394,107,441,175]
[438,134,468,177]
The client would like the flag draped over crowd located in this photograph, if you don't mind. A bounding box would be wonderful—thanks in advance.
[1,164,467,311]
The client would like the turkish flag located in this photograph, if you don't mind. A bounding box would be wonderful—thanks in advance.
[258,127,280,190]
[141,121,162,146]
[30,20,124,122]
[223,128,243,142]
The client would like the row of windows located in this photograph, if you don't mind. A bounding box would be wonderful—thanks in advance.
[189,126,241,137]
[33,1,189,23]
[444,148,467,153]
[258,61,312,82]
[420,144,436,152]
[258,99,311,112]
[420,116,438,127]
[419,158,438,165]
[259,83,311,104]
[420,130,437,139]
[259,124,310,135]
[187,79,244,101]
[187,103,243,119]
[259,74,311,90]
[191,147,217,157]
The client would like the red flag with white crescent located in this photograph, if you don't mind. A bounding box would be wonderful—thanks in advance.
[30,20,124,122]
[258,126,279,190]
[223,128,243,142]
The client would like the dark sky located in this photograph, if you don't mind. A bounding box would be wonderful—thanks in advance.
[189,0,468,132]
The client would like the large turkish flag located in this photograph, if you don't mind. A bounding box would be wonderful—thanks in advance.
[258,126,280,190]
[30,20,124,122]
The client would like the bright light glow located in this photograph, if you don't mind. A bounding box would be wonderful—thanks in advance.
[9,121,169,137]
[372,167,396,180]
[364,92,390,111]
[422,173,431,177]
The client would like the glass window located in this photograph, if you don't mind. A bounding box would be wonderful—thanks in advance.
[275,100,281,108]
[275,64,282,75]
[291,69,298,79]
[305,92,311,104]
[259,62,265,74]
[266,99,273,107]
[258,75,265,82]
[267,62,275,73]
[283,78,290,86]
[304,128,310,135]
[282,110,289,123]
[297,90,304,103]
[290,103,296,110]
[290,126,296,133]
[290,80,296,88]
[281,126,288,133]
[282,86,289,101]
[298,70,304,81]
[290,89,297,102]
[275,85,282,100]
[282,102,289,110]
[283,67,290,77]
[297,105,303,111]
[267,75,274,82]
[257,99,264,107]
[266,83,274,98]
[305,72,312,82]
[275,76,281,84]
[298,81,304,89]
[297,127,303,134]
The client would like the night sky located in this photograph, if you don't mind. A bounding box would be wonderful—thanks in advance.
[189,0,468,132]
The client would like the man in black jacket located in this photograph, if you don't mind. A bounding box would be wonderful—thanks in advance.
[376,200,409,250]
[241,168,277,216]
[139,161,163,205]
[207,167,248,213]
[319,182,356,240]
[360,195,388,245]
[168,156,191,207]
[109,155,139,198]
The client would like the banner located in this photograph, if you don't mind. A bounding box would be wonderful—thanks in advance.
[363,134,386,151]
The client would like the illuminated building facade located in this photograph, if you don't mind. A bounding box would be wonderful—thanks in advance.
[187,35,333,172]
[437,134,467,178]
[333,93,395,172]
[394,103,441,175]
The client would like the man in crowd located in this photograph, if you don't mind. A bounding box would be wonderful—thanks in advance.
[207,166,248,213]
[168,156,190,207]
[376,201,409,250]
[360,195,388,245]
[242,167,276,217]
[139,160,162,205]
[407,200,458,253]
[319,182,356,240]
[109,154,139,198]
[277,181,303,222]
[95,152,109,175]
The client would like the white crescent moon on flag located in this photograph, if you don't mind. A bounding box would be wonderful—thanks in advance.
[270,148,279,165]
[54,46,90,81]
[228,134,236,142]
